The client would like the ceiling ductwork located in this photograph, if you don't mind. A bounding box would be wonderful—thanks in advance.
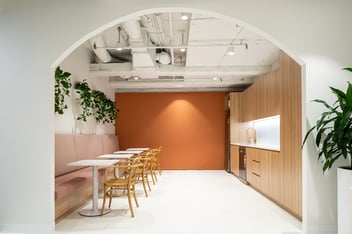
[90,34,112,63]
[88,12,279,92]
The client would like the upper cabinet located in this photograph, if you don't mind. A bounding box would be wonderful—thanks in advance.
[241,69,280,122]
[241,84,257,122]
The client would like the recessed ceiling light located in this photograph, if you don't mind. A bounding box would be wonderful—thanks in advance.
[227,47,234,56]
[180,48,186,52]
[181,13,188,21]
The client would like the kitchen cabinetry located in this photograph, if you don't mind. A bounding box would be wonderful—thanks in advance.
[246,147,260,189]
[232,51,301,219]
[230,145,239,176]
[241,85,257,122]
[246,147,281,204]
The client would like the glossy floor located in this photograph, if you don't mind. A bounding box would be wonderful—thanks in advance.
[55,170,302,234]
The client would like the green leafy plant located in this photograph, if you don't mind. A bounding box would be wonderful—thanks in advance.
[92,90,119,124]
[55,66,72,114]
[74,80,118,124]
[74,80,94,122]
[303,68,352,172]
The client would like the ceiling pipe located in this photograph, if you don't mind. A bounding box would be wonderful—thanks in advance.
[168,13,175,65]
[90,34,112,63]
[121,19,142,40]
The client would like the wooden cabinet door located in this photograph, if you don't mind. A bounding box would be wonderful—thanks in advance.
[230,145,239,176]
[246,147,260,189]
[268,151,281,203]
[241,85,257,122]
[257,149,269,195]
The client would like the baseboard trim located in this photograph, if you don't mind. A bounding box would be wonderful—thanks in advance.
[305,224,337,234]
[0,223,54,234]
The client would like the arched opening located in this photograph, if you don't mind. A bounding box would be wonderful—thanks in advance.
[53,7,304,231]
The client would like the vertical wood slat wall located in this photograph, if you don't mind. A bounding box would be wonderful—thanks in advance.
[231,50,302,218]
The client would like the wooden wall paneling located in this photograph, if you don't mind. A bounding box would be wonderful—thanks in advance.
[279,51,302,218]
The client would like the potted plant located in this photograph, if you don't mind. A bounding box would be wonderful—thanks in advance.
[303,67,352,234]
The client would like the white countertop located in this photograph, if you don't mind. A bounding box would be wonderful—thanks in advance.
[232,142,280,152]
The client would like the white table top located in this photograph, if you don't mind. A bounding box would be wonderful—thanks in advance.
[127,148,150,151]
[114,150,143,154]
[97,154,134,159]
[67,159,119,167]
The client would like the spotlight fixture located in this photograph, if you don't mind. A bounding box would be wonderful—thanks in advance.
[212,77,222,82]
[116,26,124,51]
[181,13,188,21]
[227,46,234,56]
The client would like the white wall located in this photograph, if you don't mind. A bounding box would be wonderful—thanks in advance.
[0,1,351,233]
[55,44,115,134]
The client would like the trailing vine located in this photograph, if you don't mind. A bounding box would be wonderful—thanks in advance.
[74,80,94,122]
[55,66,72,114]
[74,80,119,124]
[92,90,119,124]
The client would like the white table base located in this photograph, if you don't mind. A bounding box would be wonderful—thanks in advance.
[79,208,111,217]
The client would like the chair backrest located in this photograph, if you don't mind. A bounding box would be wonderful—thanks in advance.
[127,157,142,185]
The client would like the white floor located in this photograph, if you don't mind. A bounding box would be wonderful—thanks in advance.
[55,170,302,234]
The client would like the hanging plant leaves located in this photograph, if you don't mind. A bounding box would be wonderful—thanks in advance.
[55,66,72,114]
[74,80,119,124]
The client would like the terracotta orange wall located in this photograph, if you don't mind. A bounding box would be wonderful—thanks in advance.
[115,92,226,170]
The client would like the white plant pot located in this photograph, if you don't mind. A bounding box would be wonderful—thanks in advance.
[337,167,352,234]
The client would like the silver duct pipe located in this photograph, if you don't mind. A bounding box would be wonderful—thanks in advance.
[90,34,112,63]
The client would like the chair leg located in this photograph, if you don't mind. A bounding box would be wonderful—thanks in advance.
[127,190,134,218]
[146,175,151,191]
[108,191,113,208]
[154,170,158,182]
[100,188,107,216]
[132,186,139,207]
[158,164,162,175]
[141,176,148,197]
[150,167,156,185]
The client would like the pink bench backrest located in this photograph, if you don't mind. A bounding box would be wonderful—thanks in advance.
[55,134,77,177]
[55,134,120,177]
[102,135,120,154]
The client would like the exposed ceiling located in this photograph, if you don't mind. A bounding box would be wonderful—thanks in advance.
[87,12,279,92]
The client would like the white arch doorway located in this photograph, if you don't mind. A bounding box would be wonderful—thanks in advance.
[53,7,305,232]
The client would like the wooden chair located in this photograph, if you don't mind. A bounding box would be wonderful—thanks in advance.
[154,146,162,175]
[100,157,141,217]
[135,155,151,197]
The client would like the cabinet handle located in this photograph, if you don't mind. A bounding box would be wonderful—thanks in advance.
[252,172,260,177]
[252,160,260,163]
